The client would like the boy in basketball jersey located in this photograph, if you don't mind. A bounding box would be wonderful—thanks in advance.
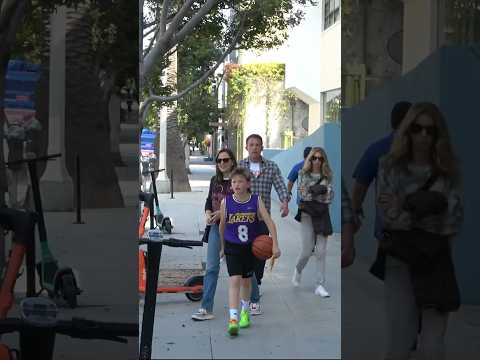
[219,167,280,336]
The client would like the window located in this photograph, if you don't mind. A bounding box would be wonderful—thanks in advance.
[323,0,340,30]
[443,0,480,45]
[322,88,341,122]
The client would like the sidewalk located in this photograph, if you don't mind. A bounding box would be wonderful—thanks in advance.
[140,156,341,359]
[5,207,138,359]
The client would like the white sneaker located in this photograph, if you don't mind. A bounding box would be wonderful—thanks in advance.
[292,268,301,287]
[250,302,262,316]
[191,308,215,321]
[314,285,330,298]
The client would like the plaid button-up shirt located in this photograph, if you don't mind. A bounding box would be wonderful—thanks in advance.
[239,157,289,214]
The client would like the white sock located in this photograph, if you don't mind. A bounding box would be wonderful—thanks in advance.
[229,308,238,320]
[240,299,250,312]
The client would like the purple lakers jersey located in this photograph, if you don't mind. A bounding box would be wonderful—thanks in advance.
[224,194,259,245]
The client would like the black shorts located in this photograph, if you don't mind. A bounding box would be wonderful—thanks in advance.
[224,242,255,278]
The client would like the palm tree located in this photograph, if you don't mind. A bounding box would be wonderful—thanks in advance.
[64,4,124,207]
[164,51,190,192]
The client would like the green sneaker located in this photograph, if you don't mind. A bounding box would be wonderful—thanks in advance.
[239,309,250,328]
[227,319,239,336]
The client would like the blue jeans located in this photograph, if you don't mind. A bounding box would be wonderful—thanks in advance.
[201,224,221,312]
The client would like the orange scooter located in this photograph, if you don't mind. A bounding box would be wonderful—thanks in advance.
[138,241,203,302]
[138,185,204,302]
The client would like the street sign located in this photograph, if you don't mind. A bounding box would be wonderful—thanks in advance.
[4,60,41,126]
[141,129,156,157]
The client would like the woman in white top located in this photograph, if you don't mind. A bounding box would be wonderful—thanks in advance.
[377,102,463,360]
[292,147,334,297]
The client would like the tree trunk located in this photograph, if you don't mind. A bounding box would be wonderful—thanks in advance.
[64,6,124,208]
[166,109,190,191]
[164,49,190,191]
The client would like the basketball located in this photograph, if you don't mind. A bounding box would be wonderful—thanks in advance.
[252,235,273,260]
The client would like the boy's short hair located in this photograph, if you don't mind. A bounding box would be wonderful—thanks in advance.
[230,167,251,181]
[245,134,263,145]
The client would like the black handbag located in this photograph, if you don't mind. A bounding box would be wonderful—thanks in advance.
[309,176,327,196]
[381,171,460,311]
[381,170,445,261]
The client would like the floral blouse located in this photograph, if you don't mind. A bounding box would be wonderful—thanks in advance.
[377,156,463,236]
[298,170,334,204]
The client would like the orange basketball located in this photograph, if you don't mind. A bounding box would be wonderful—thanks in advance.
[252,235,273,260]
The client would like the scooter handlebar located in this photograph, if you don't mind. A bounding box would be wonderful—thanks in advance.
[0,318,138,343]
[6,153,61,166]
[141,168,165,176]
[138,238,203,248]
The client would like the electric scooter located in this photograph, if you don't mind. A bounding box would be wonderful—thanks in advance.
[139,169,173,235]
[139,236,203,360]
[6,154,81,308]
[0,297,137,360]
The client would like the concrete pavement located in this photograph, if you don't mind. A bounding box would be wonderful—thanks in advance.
[4,207,138,360]
[140,155,341,359]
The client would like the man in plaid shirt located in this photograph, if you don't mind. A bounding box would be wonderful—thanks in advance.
[238,134,289,316]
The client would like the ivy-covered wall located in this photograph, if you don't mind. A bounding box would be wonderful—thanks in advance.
[225,63,292,159]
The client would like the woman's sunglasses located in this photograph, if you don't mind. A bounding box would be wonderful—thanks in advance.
[216,158,231,164]
[311,156,324,162]
[409,123,437,136]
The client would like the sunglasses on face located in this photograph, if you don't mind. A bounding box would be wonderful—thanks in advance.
[311,156,324,162]
[409,123,437,136]
[216,158,231,164]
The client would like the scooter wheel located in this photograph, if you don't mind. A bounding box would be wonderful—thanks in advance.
[184,275,203,302]
[60,274,78,308]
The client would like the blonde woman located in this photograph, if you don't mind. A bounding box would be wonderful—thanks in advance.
[292,147,334,297]
[377,102,463,360]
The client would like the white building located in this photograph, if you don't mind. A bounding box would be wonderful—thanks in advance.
[318,0,341,125]
[218,1,341,158]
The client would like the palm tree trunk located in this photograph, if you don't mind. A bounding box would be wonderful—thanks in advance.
[164,49,190,191]
[166,109,190,191]
[64,5,124,207]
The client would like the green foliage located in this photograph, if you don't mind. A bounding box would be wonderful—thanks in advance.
[175,20,223,142]
[142,0,317,98]
[91,1,139,89]
[225,62,285,128]
[11,1,137,90]
[144,102,162,130]
[10,0,84,62]
[177,84,218,142]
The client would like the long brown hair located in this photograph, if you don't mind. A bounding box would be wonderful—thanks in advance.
[385,102,459,182]
[214,148,237,182]
[302,147,333,182]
